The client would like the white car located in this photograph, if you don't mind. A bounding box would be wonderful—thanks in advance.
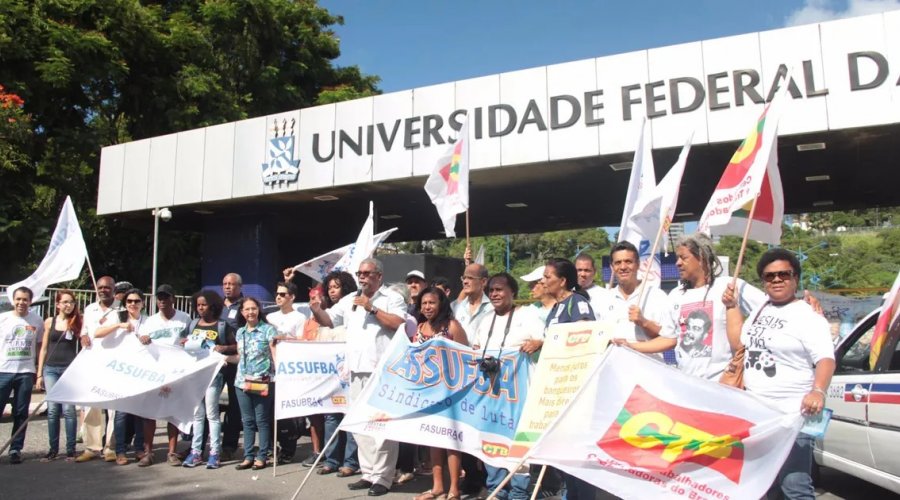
[816,307,900,494]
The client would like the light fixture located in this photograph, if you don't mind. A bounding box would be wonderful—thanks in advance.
[314,195,339,201]
[194,209,214,215]
[380,214,402,220]
[675,212,693,217]
[609,161,633,171]
[804,175,830,182]
[505,202,528,208]
[796,142,826,152]
[812,200,834,207]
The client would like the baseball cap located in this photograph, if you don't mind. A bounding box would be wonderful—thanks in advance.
[520,266,545,283]
[155,284,175,297]
[406,270,426,281]
[114,281,134,294]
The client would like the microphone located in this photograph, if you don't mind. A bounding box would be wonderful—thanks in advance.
[351,289,363,311]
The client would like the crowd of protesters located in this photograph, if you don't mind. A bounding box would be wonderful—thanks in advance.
[0,232,833,500]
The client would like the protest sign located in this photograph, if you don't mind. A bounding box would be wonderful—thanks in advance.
[529,347,802,500]
[509,320,613,459]
[46,335,223,425]
[274,341,350,419]
[340,335,531,468]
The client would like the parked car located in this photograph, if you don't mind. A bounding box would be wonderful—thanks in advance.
[816,306,900,494]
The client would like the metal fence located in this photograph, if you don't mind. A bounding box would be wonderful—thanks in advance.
[0,285,196,319]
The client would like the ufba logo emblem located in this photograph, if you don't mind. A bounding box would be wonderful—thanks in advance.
[597,385,753,483]
[262,117,300,186]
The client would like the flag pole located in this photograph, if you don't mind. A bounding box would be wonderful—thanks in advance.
[465,210,471,250]
[636,220,666,305]
[730,195,760,289]
[530,465,548,500]
[0,400,48,456]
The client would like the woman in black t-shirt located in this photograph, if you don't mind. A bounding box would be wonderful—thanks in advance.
[36,290,82,462]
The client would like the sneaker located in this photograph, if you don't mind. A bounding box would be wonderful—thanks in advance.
[9,451,22,465]
[40,451,59,463]
[167,452,182,466]
[182,450,202,468]
[65,452,76,463]
[276,453,293,465]
[300,453,321,468]
[394,471,415,485]
[137,453,152,467]
[206,453,220,470]
[74,450,95,463]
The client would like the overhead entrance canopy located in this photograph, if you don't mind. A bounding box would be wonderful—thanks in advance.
[96,12,900,294]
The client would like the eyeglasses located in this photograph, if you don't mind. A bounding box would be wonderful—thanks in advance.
[356,271,379,278]
[460,275,482,282]
[126,299,143,304]
[58,300,75,305]
[762,270,795,283]
[275,292,290,297]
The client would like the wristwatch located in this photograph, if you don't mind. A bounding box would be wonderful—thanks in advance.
[369,306,379,316]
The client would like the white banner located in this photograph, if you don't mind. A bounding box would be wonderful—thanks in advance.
[293,228,397,283]
[7,196,87,301]
[529,347,802,500]
[274,341,350,419]
[46,335,224,425]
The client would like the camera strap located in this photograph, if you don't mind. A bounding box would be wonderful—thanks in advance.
[480,307,515,361]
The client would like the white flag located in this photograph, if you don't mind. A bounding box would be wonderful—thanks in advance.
[629,132,694,257]
[334,201,377,284]
[529,347,802,500]
[424,118,470,238]
[293,227,397,283]
[46,335,224,425]
[617,118,661,283]
[474,243,485,265]
[7,196,87,301]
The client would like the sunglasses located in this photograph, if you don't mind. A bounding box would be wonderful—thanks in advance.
[762,270,795,283]
[275,292,291,297]
[126,299,143,304]
[356,271,379,278]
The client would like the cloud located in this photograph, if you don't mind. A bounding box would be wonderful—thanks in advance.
[784,0,900,26]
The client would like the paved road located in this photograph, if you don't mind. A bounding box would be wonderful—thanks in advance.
[0,405,894,499]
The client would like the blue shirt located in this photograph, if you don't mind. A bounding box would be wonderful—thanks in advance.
[235,322,277,387]
[545,293,596,328]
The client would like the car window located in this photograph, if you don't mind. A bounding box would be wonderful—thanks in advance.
[837,324,875,374]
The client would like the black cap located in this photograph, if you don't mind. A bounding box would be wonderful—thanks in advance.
[155,284,175,297]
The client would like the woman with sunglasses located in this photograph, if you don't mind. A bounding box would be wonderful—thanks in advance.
[93,288,147,465]
[36,290,82,462]
[232,296,277,471]
[724,248,834,499]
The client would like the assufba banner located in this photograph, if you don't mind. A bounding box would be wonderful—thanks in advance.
[340,334,532,468]
[274,341,350,419]
[528,347,802,500]
[46,335,224,425]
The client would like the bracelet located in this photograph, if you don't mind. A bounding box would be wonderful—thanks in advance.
[811,387,826,396]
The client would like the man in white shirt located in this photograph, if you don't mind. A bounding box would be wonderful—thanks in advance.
[135,284,192,466]
[75,275,119,463]
[0,286,44,464]
[452,263,494,340]
[599,242,677,360]
[310,258,405,497]
[575,253,607,313]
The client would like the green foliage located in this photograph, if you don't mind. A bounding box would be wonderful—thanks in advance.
[0,0,379,291]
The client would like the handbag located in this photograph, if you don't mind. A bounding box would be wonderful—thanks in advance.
[241,332,270,396]
[719,302,770,389]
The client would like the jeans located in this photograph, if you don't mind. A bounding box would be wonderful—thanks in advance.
[190,372,224,455]
[0,372,34,454]
[114,412,144,455]
[562,471,596,500]
[222,365,241,451]
[769,434,815,500]
[44,365,76,455]
[322,413,359,470]
[485,464,531,500]
[235,386,272,462]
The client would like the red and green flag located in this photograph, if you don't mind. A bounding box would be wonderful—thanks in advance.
[425,119,470,238]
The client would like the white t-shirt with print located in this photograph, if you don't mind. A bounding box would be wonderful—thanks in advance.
[668,278,766,381]
[0,311,44,373]
[266,309,307,338]
[593,284,676,361]
[741,300,834,414]
[81,301,117,339]
[139,310,191,347]
[474,306,544,351]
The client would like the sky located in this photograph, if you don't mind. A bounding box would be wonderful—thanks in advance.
[320,0,900,93]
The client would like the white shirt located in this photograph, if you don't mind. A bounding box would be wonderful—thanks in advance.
[593,284,676,361]
[139,309,191,347]
[668,278,766,381]
[583,284,607,315]
[0,311,44,373]
[96,315,146,351]
[266,309,307,338]
[452,294,494,339]
[327,286,406,373]
[741,300,834,413]
[81,301,118,339]
[473,306,544,351]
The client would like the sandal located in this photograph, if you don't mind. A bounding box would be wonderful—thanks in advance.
[446,494,461,500]
[414,491,447,500]
[251,460,267,470]
[235,460,253,470]
[115,454,129,466]
[317,464,338,475]
[40,451,59,463]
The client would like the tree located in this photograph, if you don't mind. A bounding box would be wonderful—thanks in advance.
[0,0,379,292]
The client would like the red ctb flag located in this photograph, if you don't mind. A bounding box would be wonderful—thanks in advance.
[528,347,802,500]
[698,75,790,245]
[870,270,900,370]
[425,118,470,238]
